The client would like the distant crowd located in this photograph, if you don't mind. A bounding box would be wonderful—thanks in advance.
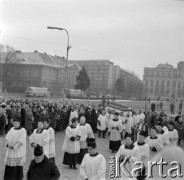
[0,98,184,180]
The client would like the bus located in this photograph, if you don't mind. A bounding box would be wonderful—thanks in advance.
[66,89,86,98]
[25,87,51,97]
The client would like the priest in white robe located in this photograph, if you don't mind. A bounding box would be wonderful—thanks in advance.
[29,119,50,158]
[109,112,123,153]
[167,121,178,146]
[134,131,150,167]
[80,138,106,180]
[4,115,27,180]
[77,116,94,164]
[156,123,169,147]
[145,127,163,159]
[62,118,81,169]
[97,110,106,138]
[43,118,56,162]
[116,135,141,180]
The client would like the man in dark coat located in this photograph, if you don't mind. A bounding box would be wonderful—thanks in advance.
[27,145,60,180]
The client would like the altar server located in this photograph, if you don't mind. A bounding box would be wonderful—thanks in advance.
[97,110,106,138]
[80,138,106,180]
[77,116,94,164]
[62,118,81,169]
[29,119,49,158]
[145,127,163,158]
[4,115,27,180]
[43,118,56,162]
[108,112,123,153]
[167,121,178,146]
[134,131,150,168]
[156,123,169,147]
[116,135,141,179]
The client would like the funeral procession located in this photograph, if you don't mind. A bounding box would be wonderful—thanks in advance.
[0,0,184,179]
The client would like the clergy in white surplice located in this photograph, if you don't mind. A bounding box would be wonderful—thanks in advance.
[62,118,81,169]
[97,110,106,138]
[77,116,94,164]
[167,121,178,147]
[4,115,27,180]
[116,135,141,180]
[80,138,106,180]
[43,118,56,162]
[145,127,163,158]
[29,120,50,158]
[156,123,169,147]
[108,112,123,153]
[134,131,150,169]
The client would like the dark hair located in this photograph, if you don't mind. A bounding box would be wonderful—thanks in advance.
[126,135,134,142]
[139,131,147,137]
[71,118,78,123]
[87,138,96,149]
[43,118,50,124]
[151,126,157,132]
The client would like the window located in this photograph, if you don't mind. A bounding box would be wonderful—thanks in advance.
[161,80,164,86]
[156,80,159,86]
[167,81,170,87]
[150,80,154,87]
[178,81,181,88]
[172,81,176,88]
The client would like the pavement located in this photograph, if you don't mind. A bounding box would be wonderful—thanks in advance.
[1,131,184,180]
[0,131,117,180]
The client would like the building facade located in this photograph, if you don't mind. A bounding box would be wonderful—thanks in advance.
[0,51,79,96]
[144,62,184,100]
[70,60,115,96]
[70,59,142,98]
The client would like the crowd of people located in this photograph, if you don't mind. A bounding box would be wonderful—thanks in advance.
[0,98,184,180]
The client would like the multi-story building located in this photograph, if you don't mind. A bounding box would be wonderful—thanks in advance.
[144,62,184,100]
[0,51,79,96]
[70,60,114,95]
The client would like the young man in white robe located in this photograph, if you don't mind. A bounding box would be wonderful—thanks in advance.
[167,121,178,146]
[29,120,50,158]
[97,110,106,138]
[134,131,150,177]
[119,111,126,140]
[116,135,141,180]
[62,118,81,169]
[80,138,106,180]
[77,116,94,164]
[4,115,27,180]
[109,112,123,153]
[43,118,56,163]
[69,106,78,125]
[145,127,163,158]
[156,123,169,147]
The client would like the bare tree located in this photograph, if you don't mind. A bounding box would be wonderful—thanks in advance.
[0,44,16,84]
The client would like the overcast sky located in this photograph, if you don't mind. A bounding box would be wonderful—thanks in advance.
[1,0,184,79]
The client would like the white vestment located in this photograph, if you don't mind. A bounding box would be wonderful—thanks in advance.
[5,127,27,166]
[80,153,106,180]
[29,128,50,158]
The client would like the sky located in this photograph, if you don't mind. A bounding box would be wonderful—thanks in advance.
[1,0,184,79]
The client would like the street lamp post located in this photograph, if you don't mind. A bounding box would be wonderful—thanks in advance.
[47,26,71,102]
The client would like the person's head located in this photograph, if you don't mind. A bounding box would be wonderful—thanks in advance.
[87,138,97,155]
[178,116,183,123]
[168,122,175,131]
[114,112,119,119]
[37,120,44,130]
[106,108,111,114]
[156,123,163,133]
[34,145,44,163]
[71,118,78,127]
[13,115,21,129]
[102,110,106,116]
[43,119,50,129]
[150,127,157,137]
[138,131,147,143]
[80,116,86,125]
[127,112,130,117]
[125,135,134,146]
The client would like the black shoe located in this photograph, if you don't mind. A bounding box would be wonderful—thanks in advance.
[69,165,72,169]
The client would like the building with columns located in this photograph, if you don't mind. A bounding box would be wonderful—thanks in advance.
[144,62,184,100]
